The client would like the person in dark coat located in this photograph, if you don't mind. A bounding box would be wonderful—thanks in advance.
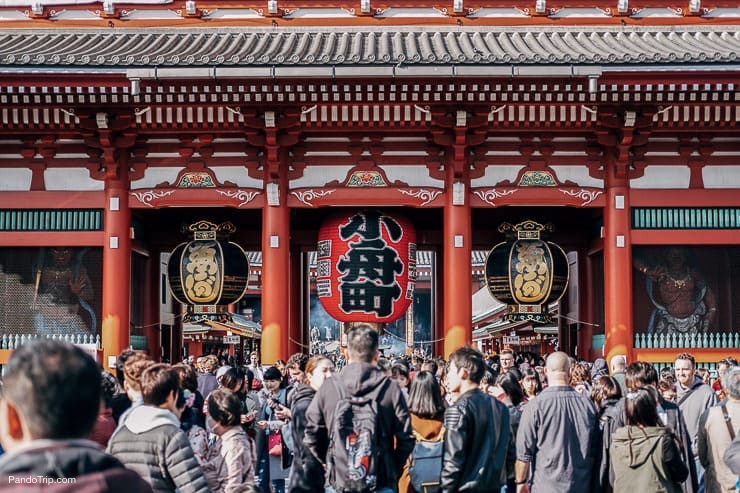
[0,339,153,493]
[591,375,624,493]
[302,324,415,493]
[288,355,335,493]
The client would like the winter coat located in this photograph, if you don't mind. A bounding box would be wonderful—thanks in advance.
[698,400,740,493]
[596,397,624,493]
[288,383,321,493]
[600,395,698,493]
[198,373,218,402]
[202,427,255,493]
[107,405,211,493]
[442,388,512,493]
[398,414,444,493]
[676,376,719,457]
[723,433,740,474]
[610,425,689,493]
[303,362,415,492]
[0,439,152,493]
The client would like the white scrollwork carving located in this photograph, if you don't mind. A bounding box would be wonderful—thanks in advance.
[217,190,259,207]
[292,189,336,207]
[473,188,518,207]
[397,188,442,206]
[131,190,175,208]
[558,189,603,206]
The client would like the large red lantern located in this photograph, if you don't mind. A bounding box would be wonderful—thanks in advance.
[317,210,417,323]
[167,221,249,317]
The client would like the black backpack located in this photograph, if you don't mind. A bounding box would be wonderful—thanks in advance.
[408,427,445,493]
[328,377,390,492]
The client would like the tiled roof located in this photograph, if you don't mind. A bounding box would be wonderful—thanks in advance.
[0,26,738,70]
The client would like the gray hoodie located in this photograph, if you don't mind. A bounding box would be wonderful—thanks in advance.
[107,405,211,493]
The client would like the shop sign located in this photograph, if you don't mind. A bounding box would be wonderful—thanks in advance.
[502,335,520,345]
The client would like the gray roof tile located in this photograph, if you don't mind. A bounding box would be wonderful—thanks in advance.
[0,26,739,69]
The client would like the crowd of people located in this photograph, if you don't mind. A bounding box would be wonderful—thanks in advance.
[0,329,738,493]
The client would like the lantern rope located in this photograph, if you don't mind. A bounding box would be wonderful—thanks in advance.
[382,329,447,345]
[131,312,186,330]
[555,314,600,327]
[289,337,311,349]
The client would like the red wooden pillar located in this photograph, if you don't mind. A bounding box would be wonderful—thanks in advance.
[442,167,472,357]
[102,171,131,371]
[603,166,634,364]
[261,156,290,365]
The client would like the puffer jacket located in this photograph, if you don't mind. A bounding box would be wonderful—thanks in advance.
[0,439,153,493]
[107,405,211,493]
[610,425,689,493]
[440,388,513,493]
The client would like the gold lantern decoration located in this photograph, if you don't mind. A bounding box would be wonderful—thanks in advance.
[485,220,569,323]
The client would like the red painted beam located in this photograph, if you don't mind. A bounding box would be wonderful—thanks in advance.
[632,230,740,245]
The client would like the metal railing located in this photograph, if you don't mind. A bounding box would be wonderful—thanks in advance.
[1,333,101,350]
[634,331,739,350]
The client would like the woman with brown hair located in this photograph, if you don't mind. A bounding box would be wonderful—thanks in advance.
[398,370,446,493]
[610,387,689,493]
[570,362,593,395]
[288,355,335,493]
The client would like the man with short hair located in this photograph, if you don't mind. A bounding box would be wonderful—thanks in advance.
[441,346,513,493]
[675,352,719,491]
[0,339,152,492]
[500,349,516,373]
[610,354,628,394]
[302,324,414,493]
[286,352,309,385]
[108,363,210,492]
[515,351,599,493]
[699,366,740,493]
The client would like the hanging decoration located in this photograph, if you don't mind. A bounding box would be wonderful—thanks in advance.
[317,209,417,324]
[167,220,249,321]
[485,220,569,323]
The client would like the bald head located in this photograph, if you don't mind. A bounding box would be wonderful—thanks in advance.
[544,352,571,386]
[610,354,627,373]
[546,352,571,373]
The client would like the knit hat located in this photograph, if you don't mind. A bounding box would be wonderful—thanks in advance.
[216,365,233,379]
[591,358,609,379]
[263,366,283,382]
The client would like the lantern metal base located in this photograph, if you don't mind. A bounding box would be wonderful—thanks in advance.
[505,313,553,324]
